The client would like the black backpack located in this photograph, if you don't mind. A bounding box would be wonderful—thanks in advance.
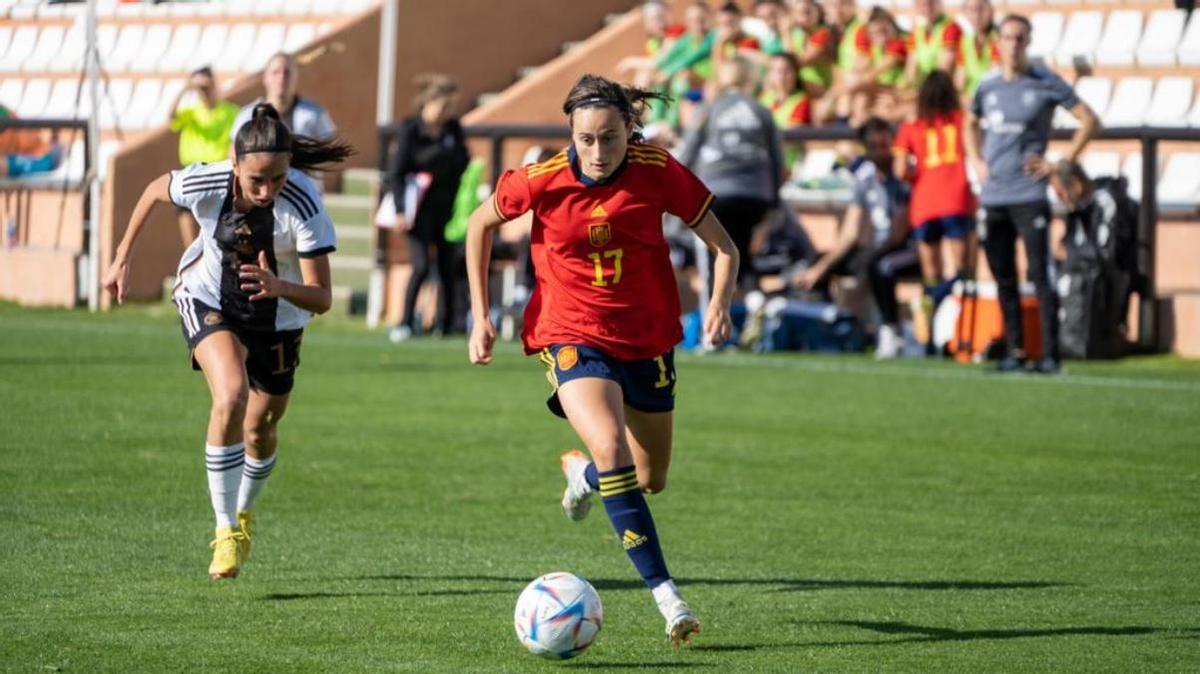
[1058,177,1139,359]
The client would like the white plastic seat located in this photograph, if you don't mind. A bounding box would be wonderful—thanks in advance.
[283,0,315,16]
[1157,153,1200,206]
[0,27,13,63]
[312,0,341,16]
[130,24,174,73]
[284,23,317,53]
[93,0,119,20]
[1028,12,1064,62]
[15,78,51,117]
[114,2,144,18]
[123,79,163,130]
[1054,11,1102,66]
[244,23,286,72]
[214,23,257,74]
[106,24,146,72]
[253,0,288,16]
[798,149,838,183]
[1136,9,1186,66]
[191,24,229,73]
[159,23,201,73]
[1121,153,1144,201]
[0,26,39,72]
[1094,10,1142,67]
[1178,11,1200,66]
[95,24,119,68]
[1144,77,1193,127]
[154,78,187,127]
[1080,151,1120,180]
[1188,92,1200,127]
[1103,77,1153,127]
[7,4,35,21]
[1055,76,1110,129]
[168,2,200,18]
[98,78,134,131]
[42,79,82,119]
[0,78,23,109]
[47,25,87,73]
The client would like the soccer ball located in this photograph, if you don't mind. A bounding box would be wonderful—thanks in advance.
[513,572,603,659]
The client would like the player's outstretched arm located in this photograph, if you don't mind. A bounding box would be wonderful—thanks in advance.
[466,195,507,365]
[103,173,173,304]
[691,210,739,346]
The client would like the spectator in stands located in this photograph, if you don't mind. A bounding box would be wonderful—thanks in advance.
[893,71,976,342]
[680,55,784,290]
[642,0,684,59]
[386,74,470,342]
[775,0,835,98]
[964,14,1100,373]
[796,117,919,359]
[759,52,812,174]
[907,0,962,84]
[846,7,910,125]
[233,53,335,145]
[815,0,866,123]
[637,1,715,129]
[169,66,239,245]
[707,1,764,102]
[0,104,60,179]
[957,0,998,101]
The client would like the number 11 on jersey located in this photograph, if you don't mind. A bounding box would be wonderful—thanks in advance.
[588,248,624,287]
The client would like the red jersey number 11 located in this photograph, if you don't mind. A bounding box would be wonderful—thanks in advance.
[588,248,624,286]
[923,124,960,169]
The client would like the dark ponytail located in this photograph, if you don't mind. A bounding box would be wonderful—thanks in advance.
[234,103,355,172]
[562,74,670,138]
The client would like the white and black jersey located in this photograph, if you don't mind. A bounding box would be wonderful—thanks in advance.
[170,160,335,332]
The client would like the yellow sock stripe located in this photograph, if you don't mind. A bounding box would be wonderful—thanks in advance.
[600,480,640,497]
[598,469,639,497]
[598,468,636,482]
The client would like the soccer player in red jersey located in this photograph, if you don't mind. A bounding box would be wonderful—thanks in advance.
[464,74,739,645]
[892,71,976,328]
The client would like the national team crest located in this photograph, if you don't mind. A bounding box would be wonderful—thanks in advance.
[556,346,579,371]
[204,312,223,326]
[588,223,612,247]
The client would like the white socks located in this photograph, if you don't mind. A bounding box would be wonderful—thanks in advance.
[205,443,245,528]
[237,453,277,513]
[652,579,685,618]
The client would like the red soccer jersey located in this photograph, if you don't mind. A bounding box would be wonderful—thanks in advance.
[893,109,975,226]
[492,143,714,361]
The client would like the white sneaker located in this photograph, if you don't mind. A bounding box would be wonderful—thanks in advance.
[663,600,701,646]
[559,449,594,521]
[388,325,413,343]
[875,324,901,360]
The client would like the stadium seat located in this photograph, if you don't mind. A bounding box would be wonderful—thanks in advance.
[0,26,13,63]
[1121,153,1144,201]
[1136,9,1187,66]
[1189,92,1200,127]
[1144,77,1193,127]
[245,23,287,72]
[114,2,145,19]
[312,0,342,16]
[159,23,201,73]
[20,24,65,72]
[167,2,200,18]
[1028,12,1064,62]
[93,0,119,20]
[7,4,35,21]
[106,24,146,73]
[0,25,39,72]
[0,77,23,110]
[15,78,50,118]
[95,23,119,69]
[130,24,174,73]
[214,23,256,74]
[153,78,187,127]
[1178,11,1200,66]
[1054,11,1102,66]
[42,79,82,120]
[1081,151,1121,180]
[1094,10,1142,67]
[98,78,134,131]
[1054,76,1110,128]
[98,139,121,179]
[192,24,230,73]
[285,23,318,54]
[254,0,289,17]
[47,25,87,74]
[284,0,316,17]
[123,79,164,131]
[1157,153,1200,206]
[1103,77,1153,127]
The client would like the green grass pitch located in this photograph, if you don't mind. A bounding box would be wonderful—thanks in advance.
[2,304,1198,672]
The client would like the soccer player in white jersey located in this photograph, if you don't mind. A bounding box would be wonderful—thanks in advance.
[103,104,353,579]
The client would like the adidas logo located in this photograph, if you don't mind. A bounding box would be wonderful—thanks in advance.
[622,529,648,550]
[590,204,608,218]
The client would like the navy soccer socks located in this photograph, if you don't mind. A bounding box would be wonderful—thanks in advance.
[597,465,671,588]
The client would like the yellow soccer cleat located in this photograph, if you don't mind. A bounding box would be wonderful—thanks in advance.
[236,511,253,561]
[208,525,245,580]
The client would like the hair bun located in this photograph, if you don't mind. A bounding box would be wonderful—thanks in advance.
[252,103,281,122]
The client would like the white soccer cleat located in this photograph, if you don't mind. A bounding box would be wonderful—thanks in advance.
[559,449,594,522]
[664,601,701,646]
[875,324,901,360]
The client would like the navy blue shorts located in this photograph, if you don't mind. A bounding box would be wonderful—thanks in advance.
[913,215,973,243]
[539,344,676,419]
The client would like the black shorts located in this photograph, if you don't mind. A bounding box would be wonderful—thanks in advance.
[539,344,676,419]
[175,295,303,395]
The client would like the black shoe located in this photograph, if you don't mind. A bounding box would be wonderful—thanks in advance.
[1030,357,1061,374]
[995,355,1024,373]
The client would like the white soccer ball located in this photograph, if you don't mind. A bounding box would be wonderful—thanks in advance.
[513,572,603,659]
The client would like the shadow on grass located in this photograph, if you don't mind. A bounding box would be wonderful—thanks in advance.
[261,588,510,601]
[793,620,1165,647]
[569,663,714,669]
[341,573,1067,594]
